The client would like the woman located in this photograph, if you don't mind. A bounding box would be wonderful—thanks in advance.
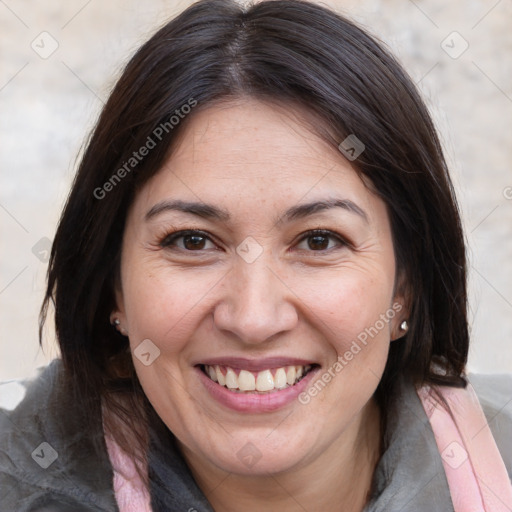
[1,0,511,510]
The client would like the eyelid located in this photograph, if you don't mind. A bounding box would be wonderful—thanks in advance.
[157,227,352,252]
[293,229,352,251]
[159,229,219,249]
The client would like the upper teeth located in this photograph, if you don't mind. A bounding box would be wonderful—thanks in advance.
[204,364,311,392]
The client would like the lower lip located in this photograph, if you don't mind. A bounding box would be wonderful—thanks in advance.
[195,366,320,413]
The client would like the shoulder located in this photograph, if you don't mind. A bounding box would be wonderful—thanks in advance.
[1,359,63,421]
[365,378,454,511]
[467,372,512,478]
[0,360,117,512]
[366,374,512,512]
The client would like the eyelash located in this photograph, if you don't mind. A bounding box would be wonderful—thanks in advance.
[158,229,350,253]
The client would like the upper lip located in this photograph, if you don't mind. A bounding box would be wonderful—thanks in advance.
[196,357,318,372]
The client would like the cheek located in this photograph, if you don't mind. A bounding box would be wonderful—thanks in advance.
[122,262,222,352]
[294,276,393,413]
[301,270,393,333]
[294,270,394,373]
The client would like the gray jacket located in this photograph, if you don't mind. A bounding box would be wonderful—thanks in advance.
[1,360,511,511]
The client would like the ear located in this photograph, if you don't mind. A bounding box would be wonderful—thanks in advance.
[390,270,411,341]
[110,276,129,336]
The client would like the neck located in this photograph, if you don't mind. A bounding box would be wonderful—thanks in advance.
[180,398,382,512]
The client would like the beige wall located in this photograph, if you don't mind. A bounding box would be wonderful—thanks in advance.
[1,0,511,380]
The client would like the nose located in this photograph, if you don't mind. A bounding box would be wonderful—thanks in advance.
[213,258,299,345]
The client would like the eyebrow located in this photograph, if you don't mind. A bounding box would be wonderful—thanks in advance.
[145,198,368,224]
[279,198,368,225]
[145,199,230,222]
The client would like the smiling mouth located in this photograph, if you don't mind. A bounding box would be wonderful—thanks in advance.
[200,364,317,393]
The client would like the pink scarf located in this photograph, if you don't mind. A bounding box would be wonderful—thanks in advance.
[418,382,512,511]
[104,432,152,511]
[104,381,512,511]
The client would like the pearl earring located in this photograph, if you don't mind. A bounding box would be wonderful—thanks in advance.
[110,314,128,335]
[400,320,409,332]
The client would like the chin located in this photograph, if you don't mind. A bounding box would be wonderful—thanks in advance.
[200,429,313,476]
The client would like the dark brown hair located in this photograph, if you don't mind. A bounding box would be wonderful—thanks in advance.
[41,0,468,467]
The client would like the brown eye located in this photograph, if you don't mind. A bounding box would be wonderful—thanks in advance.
[307,235,330,250]
[183,235,207,250]
[295,230,346,252]
[160,230,216,251]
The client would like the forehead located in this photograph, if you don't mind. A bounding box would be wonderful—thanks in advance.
[131,98,380,221]
[172,99,351,176]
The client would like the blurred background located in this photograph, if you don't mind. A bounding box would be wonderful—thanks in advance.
[1,0,511,381]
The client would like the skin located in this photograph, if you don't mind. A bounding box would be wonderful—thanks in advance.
[115,98,408,511]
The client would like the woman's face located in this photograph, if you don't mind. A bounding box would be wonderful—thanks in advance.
[116,99,405,476]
